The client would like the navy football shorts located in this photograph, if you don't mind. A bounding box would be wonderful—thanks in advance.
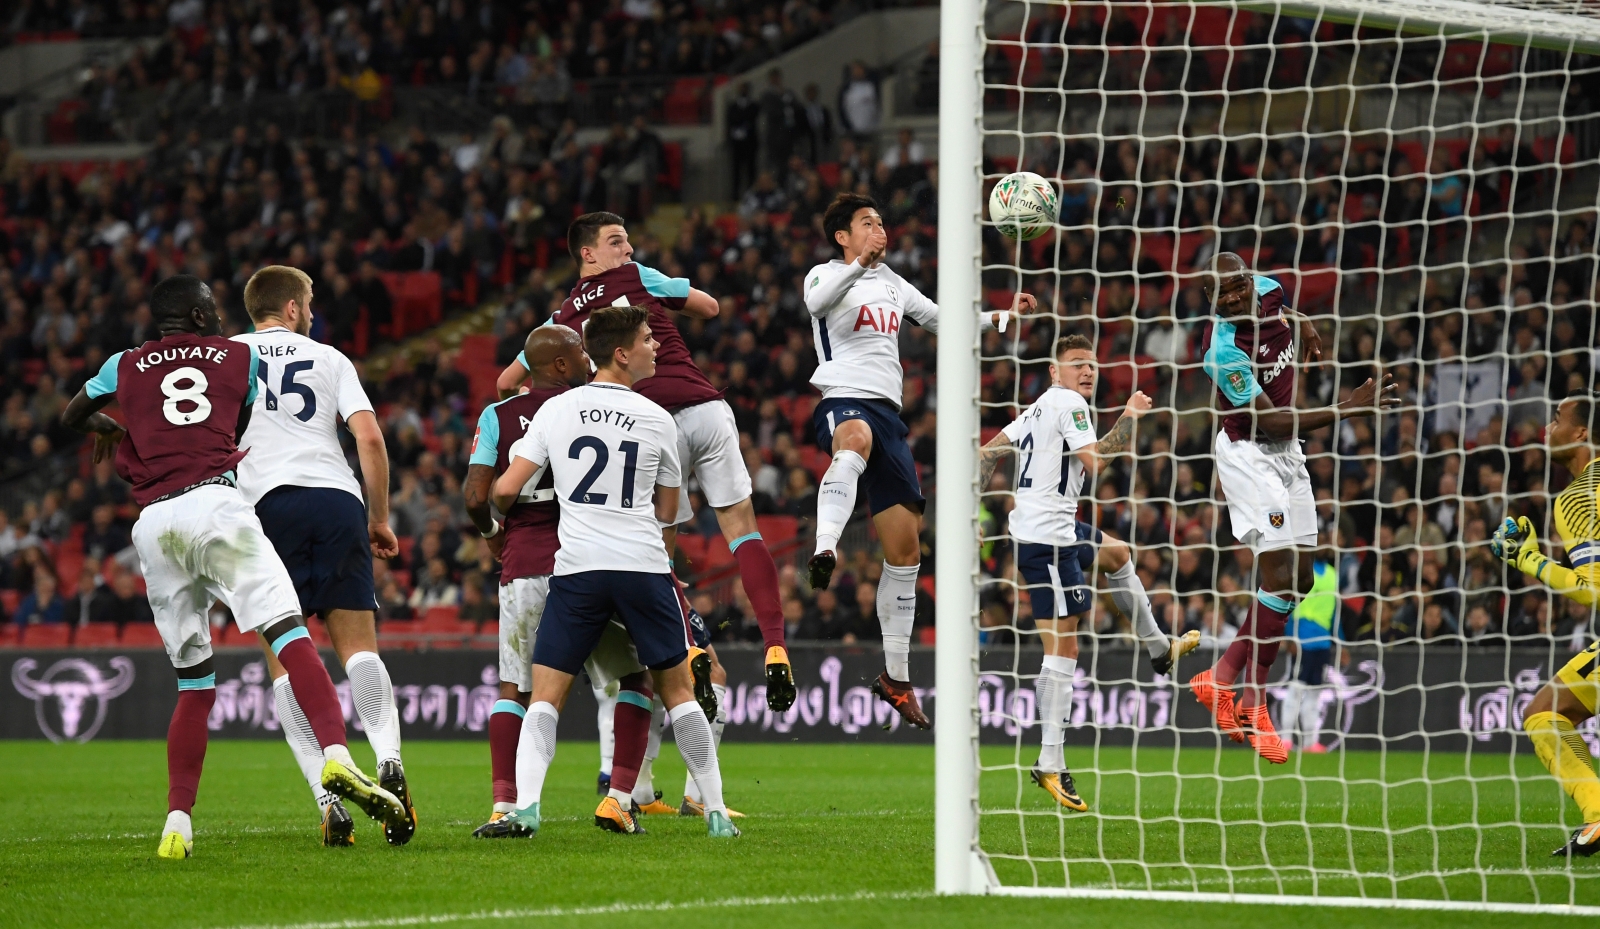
[534,571,690,674]
[254,486,377,617]
[1015,520,1101,620]
[813,397,924,515]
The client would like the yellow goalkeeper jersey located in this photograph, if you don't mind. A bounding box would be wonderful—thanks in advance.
[1554,456,1600,565]
[1527,455,1600,610]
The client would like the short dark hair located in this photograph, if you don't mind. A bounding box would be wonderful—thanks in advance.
[1568,388,1600,440]
[1054,334,1094,358]
[585,304,649,369]
[822,193,878,255]
[150,274,211,323]
[568,211,627,263]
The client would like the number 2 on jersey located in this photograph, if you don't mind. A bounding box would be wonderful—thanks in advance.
[259,360,317,422]
[569,436,641,507]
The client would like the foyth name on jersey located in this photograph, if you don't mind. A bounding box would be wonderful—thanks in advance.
[132,344,235,372]
[578,407,640,431]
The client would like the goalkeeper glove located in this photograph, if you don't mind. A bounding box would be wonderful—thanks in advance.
[1493,516,1550,579]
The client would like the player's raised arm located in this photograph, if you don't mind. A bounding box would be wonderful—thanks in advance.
[496,354,531,400]
[1074,391,1153,475]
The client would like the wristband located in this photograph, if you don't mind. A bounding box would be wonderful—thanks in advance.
[480,519,502,540]
[996,310,1010,333]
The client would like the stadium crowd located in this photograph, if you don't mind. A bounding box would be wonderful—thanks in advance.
[2,2,1598,656]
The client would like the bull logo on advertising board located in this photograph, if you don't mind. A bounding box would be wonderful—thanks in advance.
[11,657,135,743]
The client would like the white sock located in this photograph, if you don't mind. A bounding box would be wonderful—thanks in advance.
[493,801,515,814]
[1281,680,1303,749]
[686,683,727,803]
[669,700,725,815]
[1298,681,1322,748]
[272,676,336,813]
[877,561,919,681]
[164,809,193,842]
[595,687,618,776]
[344,651,401,767]
[1036,655,1076,772]
[515,701,559,808]
[814,449,867,554]
[1109,560,1165,659]
[323,742,354,766]
[632,697,665,805]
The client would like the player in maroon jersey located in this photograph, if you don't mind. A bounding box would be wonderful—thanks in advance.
[465,324,667,834]
[497,214,796,773]
[1192,253,1398,762]
[60,274,408,857]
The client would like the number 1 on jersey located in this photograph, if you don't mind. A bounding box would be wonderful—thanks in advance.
[569,436,641,508]
[258,360,317,422]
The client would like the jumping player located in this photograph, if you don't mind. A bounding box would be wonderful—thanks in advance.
[60,274,406,859]
[464,324,672,834]
[978,334,1200,810]
[804,192,1033,727]
[485,305,738,839]
[497,212,796,714]
[1495,390,1600,857]
[234,265,416,848]
[1191,252,1396,763]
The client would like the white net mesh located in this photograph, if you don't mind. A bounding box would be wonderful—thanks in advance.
[970,0,1600,908]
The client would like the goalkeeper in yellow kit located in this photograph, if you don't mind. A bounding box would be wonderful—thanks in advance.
[1495,390,1600,858]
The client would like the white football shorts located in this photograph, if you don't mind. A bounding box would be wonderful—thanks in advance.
[497,574,645,692]
[672,399,753,524]
[1214,431,1317,555]
[131,483,301,669]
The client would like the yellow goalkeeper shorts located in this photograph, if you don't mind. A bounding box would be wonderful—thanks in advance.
[1557,639,1600,715]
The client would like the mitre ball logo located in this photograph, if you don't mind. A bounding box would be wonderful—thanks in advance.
[11,657,136,743]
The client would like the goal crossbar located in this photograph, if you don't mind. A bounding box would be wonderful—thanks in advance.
[1227,0,1600,54]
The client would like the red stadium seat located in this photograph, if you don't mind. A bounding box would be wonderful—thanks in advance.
[802,446,832,483]
[675,534,711,573]
[696,537,737,573]
[0,623,17,648]
[74,623,121,648]
[755,516,799,545]
[121,623,165,648]
[1,589,19,617]
[421,606,462,631]
[218,624,257,648]
[21,624,73,647]
[378,621,425,651]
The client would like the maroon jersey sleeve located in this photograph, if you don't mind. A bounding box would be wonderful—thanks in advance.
[553,263,724,413]
[107,334,255,506]
[492,387,567,579]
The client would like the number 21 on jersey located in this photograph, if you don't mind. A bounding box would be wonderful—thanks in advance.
[569,436,640,508]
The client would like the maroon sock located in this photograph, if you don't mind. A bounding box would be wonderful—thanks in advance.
[167,688,216,814]
[275,637,348,750]
[609,687,653,798]
[1233,596,1291,709]
[733,536,787,650]
[489,704,524,806]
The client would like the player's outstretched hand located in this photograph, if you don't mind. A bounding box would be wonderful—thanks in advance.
[92,424,125,463]
[1342,373,1401,414]
[369,521,400,559]
[1299,318,1323,361]
[1124,391,1153,419]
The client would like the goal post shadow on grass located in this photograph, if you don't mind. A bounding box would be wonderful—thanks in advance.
[934,0,1600,914]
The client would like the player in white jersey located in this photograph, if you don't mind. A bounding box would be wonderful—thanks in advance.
[483,304,738,839]
[803,192,1034,727]
[233,266,416,847]
[979,334,1200,810]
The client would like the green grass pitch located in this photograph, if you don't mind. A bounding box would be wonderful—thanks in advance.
[0,739,1594,928]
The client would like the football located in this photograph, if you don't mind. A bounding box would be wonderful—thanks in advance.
[988,171,1059,240]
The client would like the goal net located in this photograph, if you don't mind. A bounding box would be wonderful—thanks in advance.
[933,0,1600,912]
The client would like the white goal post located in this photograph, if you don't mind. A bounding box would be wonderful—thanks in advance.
[935,0,1600,909]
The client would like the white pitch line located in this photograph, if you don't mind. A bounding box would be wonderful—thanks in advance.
[199,890,937,929]
[991,885,1600,917]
